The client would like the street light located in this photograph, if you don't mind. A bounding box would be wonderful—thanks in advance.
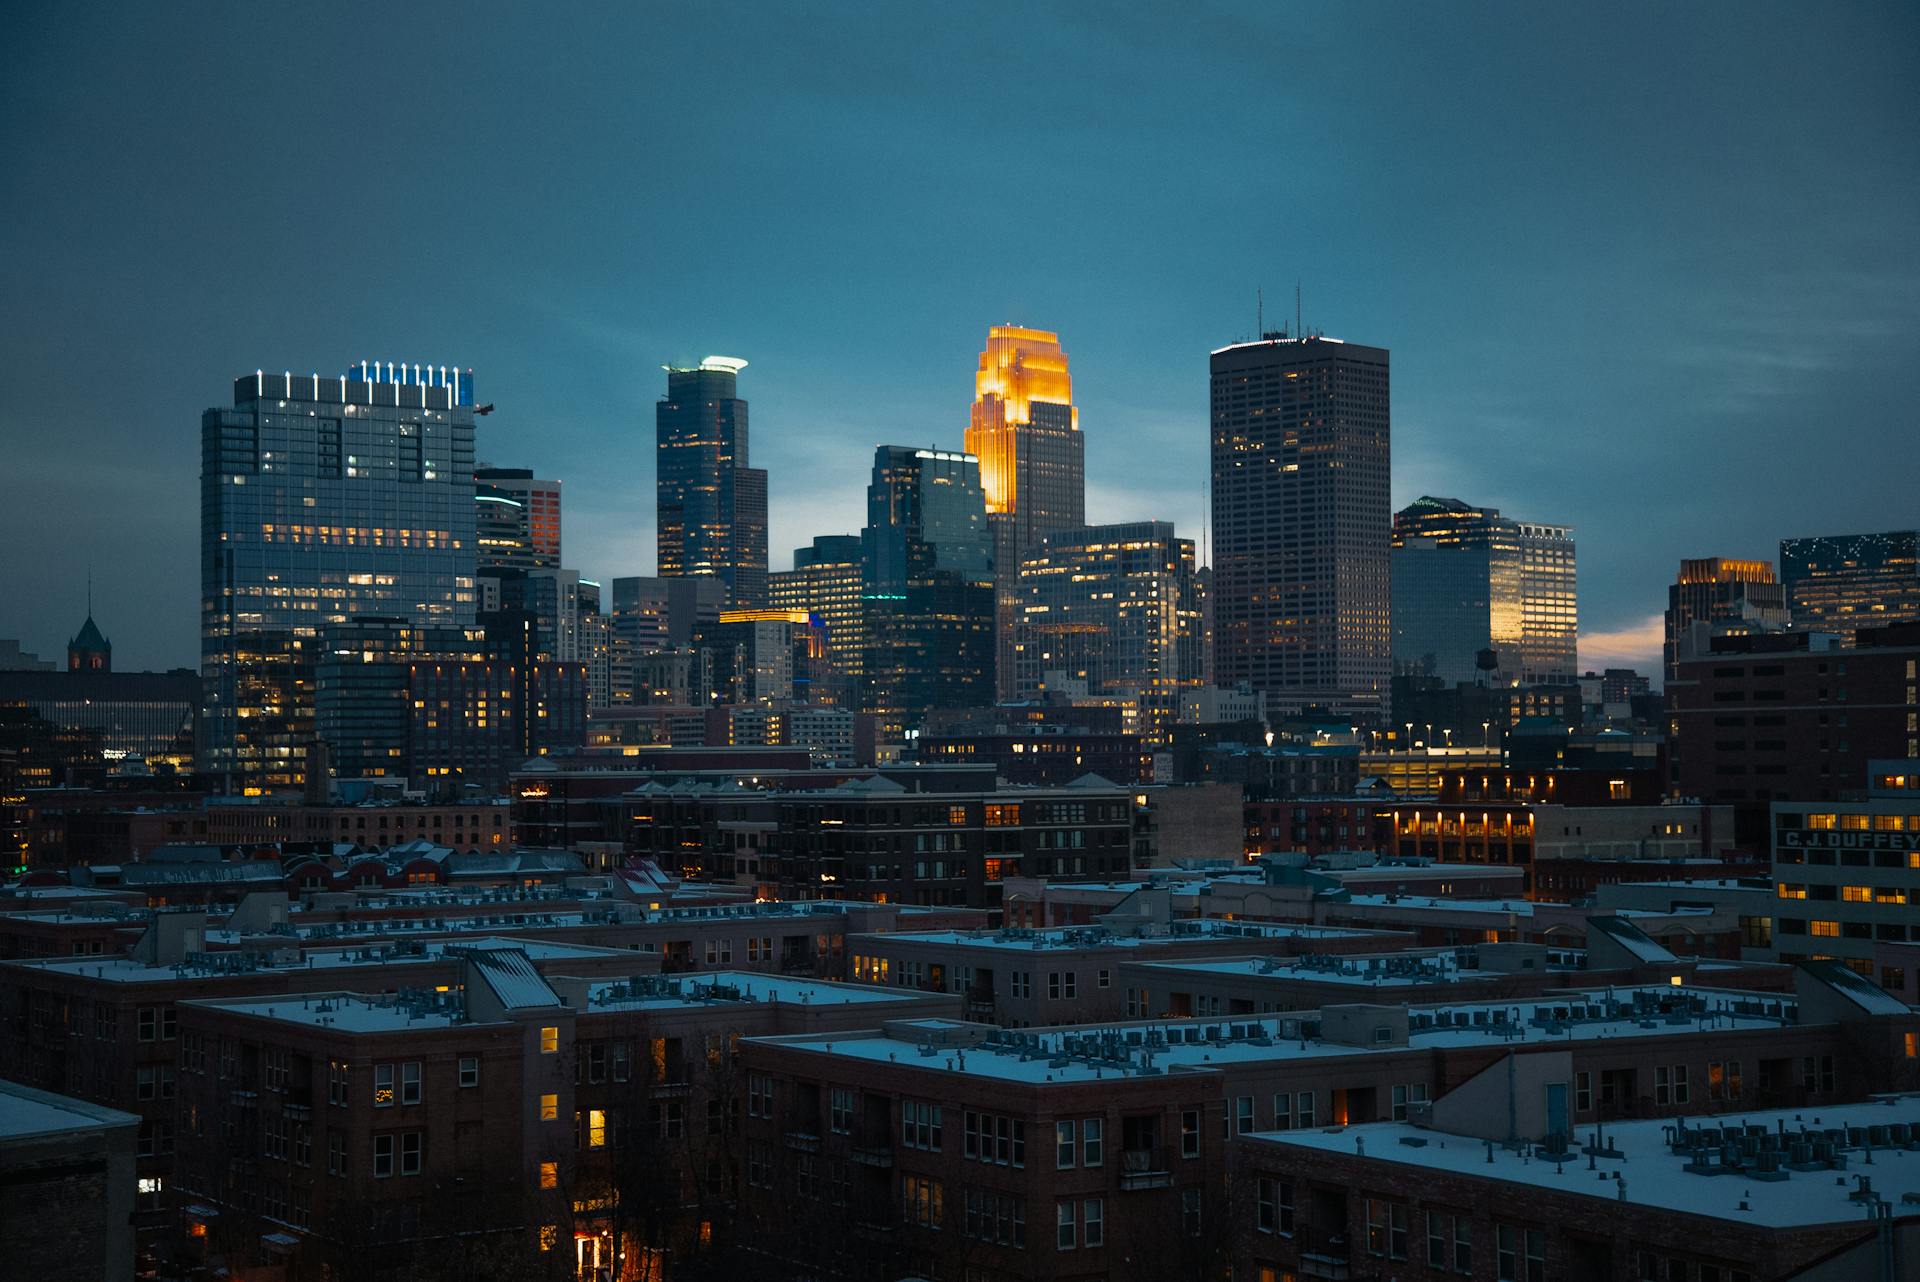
[1403,722,1413,755]
[1481,721,1491,749]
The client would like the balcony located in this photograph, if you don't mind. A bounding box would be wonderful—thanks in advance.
[1119,1147,1172,1189]
[1298,1252,1351,1280]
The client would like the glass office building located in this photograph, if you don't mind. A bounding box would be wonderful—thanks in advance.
[656,357,767,607]
[1780,530,1920,634]
[199,363,478,792]
[1391,496,1576,687]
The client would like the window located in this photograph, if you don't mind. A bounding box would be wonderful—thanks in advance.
[1366,1199,1408,1259]
[539,1225,559,1252]
[1256,1176,1295,1234]
[1181,1109,1201,1158]
[138,1006,156,1041]
[1057,1120,1076,1168]
[962,1110,1025,1167]
[584,1108,608,1148]
[1083,1197,1104,1247]
[327,1130,346,1176]
[1057,1200,1077,1250]
[705,939,732,965]
[1429,1212,1472,1273]
[373,1134,394,1178]
[539,1160,557,1189]
[458,1057,479,1088]
[1498,1224,1545,1282]
[747,1143,772,1188]
[1392,1083,1428,1121]
[902,1174,943,1229]
[902,1100,942,1151]
[400,1131,423,1175]
[748,1073,773,1118]
[1082,1117,1103,1166]
[1011,971,1031,999]
[652,1100,684,1139]
[963,1190,1025,1246]
[539,1026,559,1054]
[1273,1092,1292,1130]
[374,1063,395,1107]
[540,1093,558,1122]
[1181,1187,1202,1236]
[1575,1071,1592,1112]
[1810,920,1841,937]
[1297,1091,1315,1128]
[401,1061,422,1105]
[1097,968,1111,989]
[136,1176,164,1213]
[830,1088,856,1133]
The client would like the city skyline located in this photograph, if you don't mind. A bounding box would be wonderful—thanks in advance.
[5,5,1919,678]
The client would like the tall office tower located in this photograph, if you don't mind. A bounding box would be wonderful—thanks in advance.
[200,364,478,792]
[1663,558,1790,681]
[859,446,996,723]
[656,356,768,606]
[473,467,561,571]
[313,618,487,783]
[1780,530,1920,634]
[490,568,585,661]
[770,535,867,689]
[697,608,836,705]
[965,326,1085,697]
[1391,496,1577,686]
[1210,333,1391,719]
[1014,522,1202,745]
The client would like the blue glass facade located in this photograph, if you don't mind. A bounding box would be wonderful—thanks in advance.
[200,367,478,791]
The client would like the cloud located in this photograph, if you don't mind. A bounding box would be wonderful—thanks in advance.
[1579,612,1665,675]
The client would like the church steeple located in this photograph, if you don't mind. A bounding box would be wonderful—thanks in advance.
[68,586,111,673]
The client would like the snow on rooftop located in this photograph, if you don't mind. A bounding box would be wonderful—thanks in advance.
[1249,1097,1920,1228]
[196,991,470,1033]
[583,971,921,1011]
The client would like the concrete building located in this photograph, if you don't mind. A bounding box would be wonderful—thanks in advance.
[1210,333,1391,721]
[1772,760,1920,979]
[1664,556,1790,682]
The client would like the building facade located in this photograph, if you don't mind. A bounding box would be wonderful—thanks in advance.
[1664,556,1790,682]
[1780,529,1920,633]
[1210,335,1391,720]
[473,467,561,572]
[655,357,768,607]
[199,364,479,793]
[1014,522,1202,746]
[1391,496,1576,686]
[965,327,1086,699]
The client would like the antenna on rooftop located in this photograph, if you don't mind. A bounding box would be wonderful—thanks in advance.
[1296,280,1302,341]
[1257,286,1264,339]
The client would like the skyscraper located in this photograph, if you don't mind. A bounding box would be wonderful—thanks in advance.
[1014,521,1202,744]
[965,326,1084,696]
[200,364,478,792]
[1663,557,1790,681]
[771,536,867,691]
[1391,496,1577,686]
[1210,333,1391,719]
[656,356,767,606]
[859,447,995,723]
[1780,530,1920,634]
[474,467,561,572]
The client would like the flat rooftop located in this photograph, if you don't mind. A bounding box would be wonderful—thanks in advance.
[189,990,471,1034]
[3,935,628,984]
[866,920,1379,953]
[1125,952,1563,987]
[1252,1097,1920,1228]
[772,985,1798,1085]
[0,1080,139,1140]
[581,971,934,1013]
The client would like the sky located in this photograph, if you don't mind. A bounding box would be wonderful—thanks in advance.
[2,2,1916,677]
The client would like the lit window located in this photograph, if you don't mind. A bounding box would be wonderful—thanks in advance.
[540,1094,558,1121]
[539,1160,558,1189]
[540,1026,559,1054]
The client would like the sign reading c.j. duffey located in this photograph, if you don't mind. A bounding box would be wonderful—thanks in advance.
[1780,829,1920,852]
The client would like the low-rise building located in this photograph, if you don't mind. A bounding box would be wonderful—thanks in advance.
[0,1079,140,1282]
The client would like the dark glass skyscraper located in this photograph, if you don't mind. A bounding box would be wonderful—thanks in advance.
[859,447,995,724]
[1663,557,1789,681]
[1780,530,1920,633]
[474,467,561,572]
[200,364,478,792]
[656,357,767,606]
[1210,333,1391,719]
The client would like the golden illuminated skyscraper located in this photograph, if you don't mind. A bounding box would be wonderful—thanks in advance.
[965,325,1085,697]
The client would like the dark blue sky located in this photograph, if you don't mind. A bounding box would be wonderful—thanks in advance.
[4,2,1916,674]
